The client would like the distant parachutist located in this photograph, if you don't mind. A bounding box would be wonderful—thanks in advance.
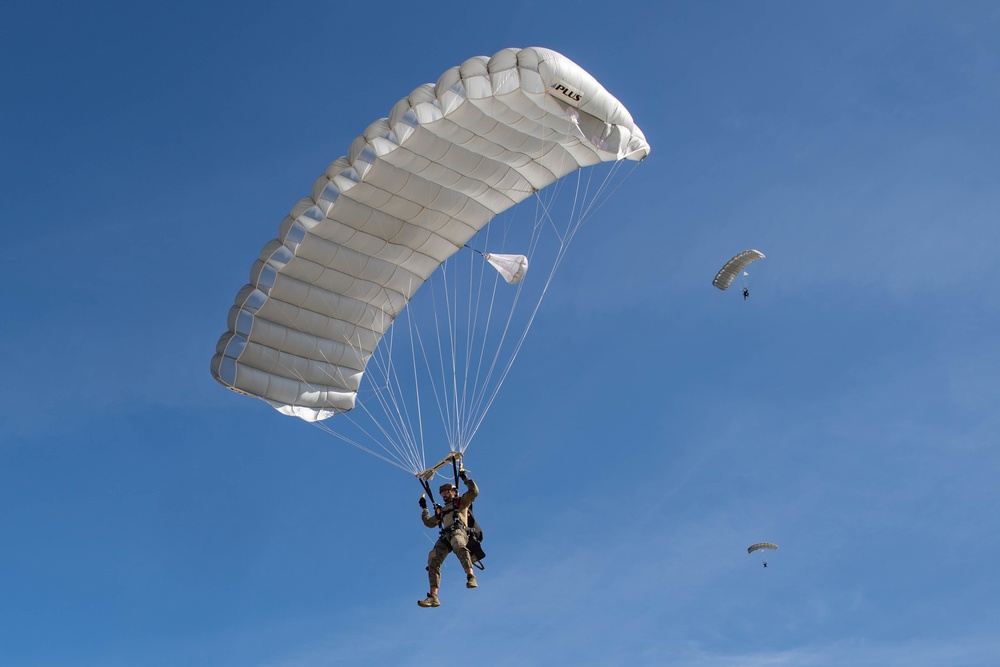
[713,250,765,299]
[748,542,777,570]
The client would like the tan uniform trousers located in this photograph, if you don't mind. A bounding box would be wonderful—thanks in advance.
[427,529,473,588]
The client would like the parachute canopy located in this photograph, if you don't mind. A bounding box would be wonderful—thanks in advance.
[713,249,765,291]
[747,542,778,554]
[211,47,650,424]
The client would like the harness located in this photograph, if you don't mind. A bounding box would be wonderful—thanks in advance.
[418,456,465,537]
[437,504,466,538]
[417,454,485,569]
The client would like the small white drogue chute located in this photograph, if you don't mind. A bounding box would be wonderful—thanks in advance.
[484,253,528,285]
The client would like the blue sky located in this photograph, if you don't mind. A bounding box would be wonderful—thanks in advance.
[2,1,999,665]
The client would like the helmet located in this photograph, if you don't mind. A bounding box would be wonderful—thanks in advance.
[439,483,458,493]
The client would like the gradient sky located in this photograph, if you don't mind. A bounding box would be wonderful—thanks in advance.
[3,2,999,666]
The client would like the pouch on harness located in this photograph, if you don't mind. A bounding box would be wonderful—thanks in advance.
[466,505,486,569]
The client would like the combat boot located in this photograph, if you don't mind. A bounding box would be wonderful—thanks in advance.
[466,573,478,589]
[417,593,440,608]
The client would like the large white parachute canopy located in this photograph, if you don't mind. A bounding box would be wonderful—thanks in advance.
[211,47,649,473]
[712,249,765,291]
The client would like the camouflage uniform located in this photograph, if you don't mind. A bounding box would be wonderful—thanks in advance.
[421,476,478,589]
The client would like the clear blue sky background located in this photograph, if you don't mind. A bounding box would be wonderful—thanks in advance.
[3,2,999,665]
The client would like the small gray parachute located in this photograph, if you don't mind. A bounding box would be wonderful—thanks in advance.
[747,542,778,554]
[713,249,765,291]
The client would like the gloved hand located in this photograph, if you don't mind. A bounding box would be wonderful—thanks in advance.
[419,496,427,509]
[459,468,469,481]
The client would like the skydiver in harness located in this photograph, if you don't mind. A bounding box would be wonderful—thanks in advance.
[743,287,750,300]
[416,454,480,608]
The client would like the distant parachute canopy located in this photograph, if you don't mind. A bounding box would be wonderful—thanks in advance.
[713,249,765,291]
[747,542,778,554]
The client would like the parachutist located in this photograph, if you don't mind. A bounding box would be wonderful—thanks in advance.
[418,474,481,608]
[748,542,777,569]
[743,287,749,300]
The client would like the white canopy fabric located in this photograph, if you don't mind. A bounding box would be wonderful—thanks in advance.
[211,47,650,421]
